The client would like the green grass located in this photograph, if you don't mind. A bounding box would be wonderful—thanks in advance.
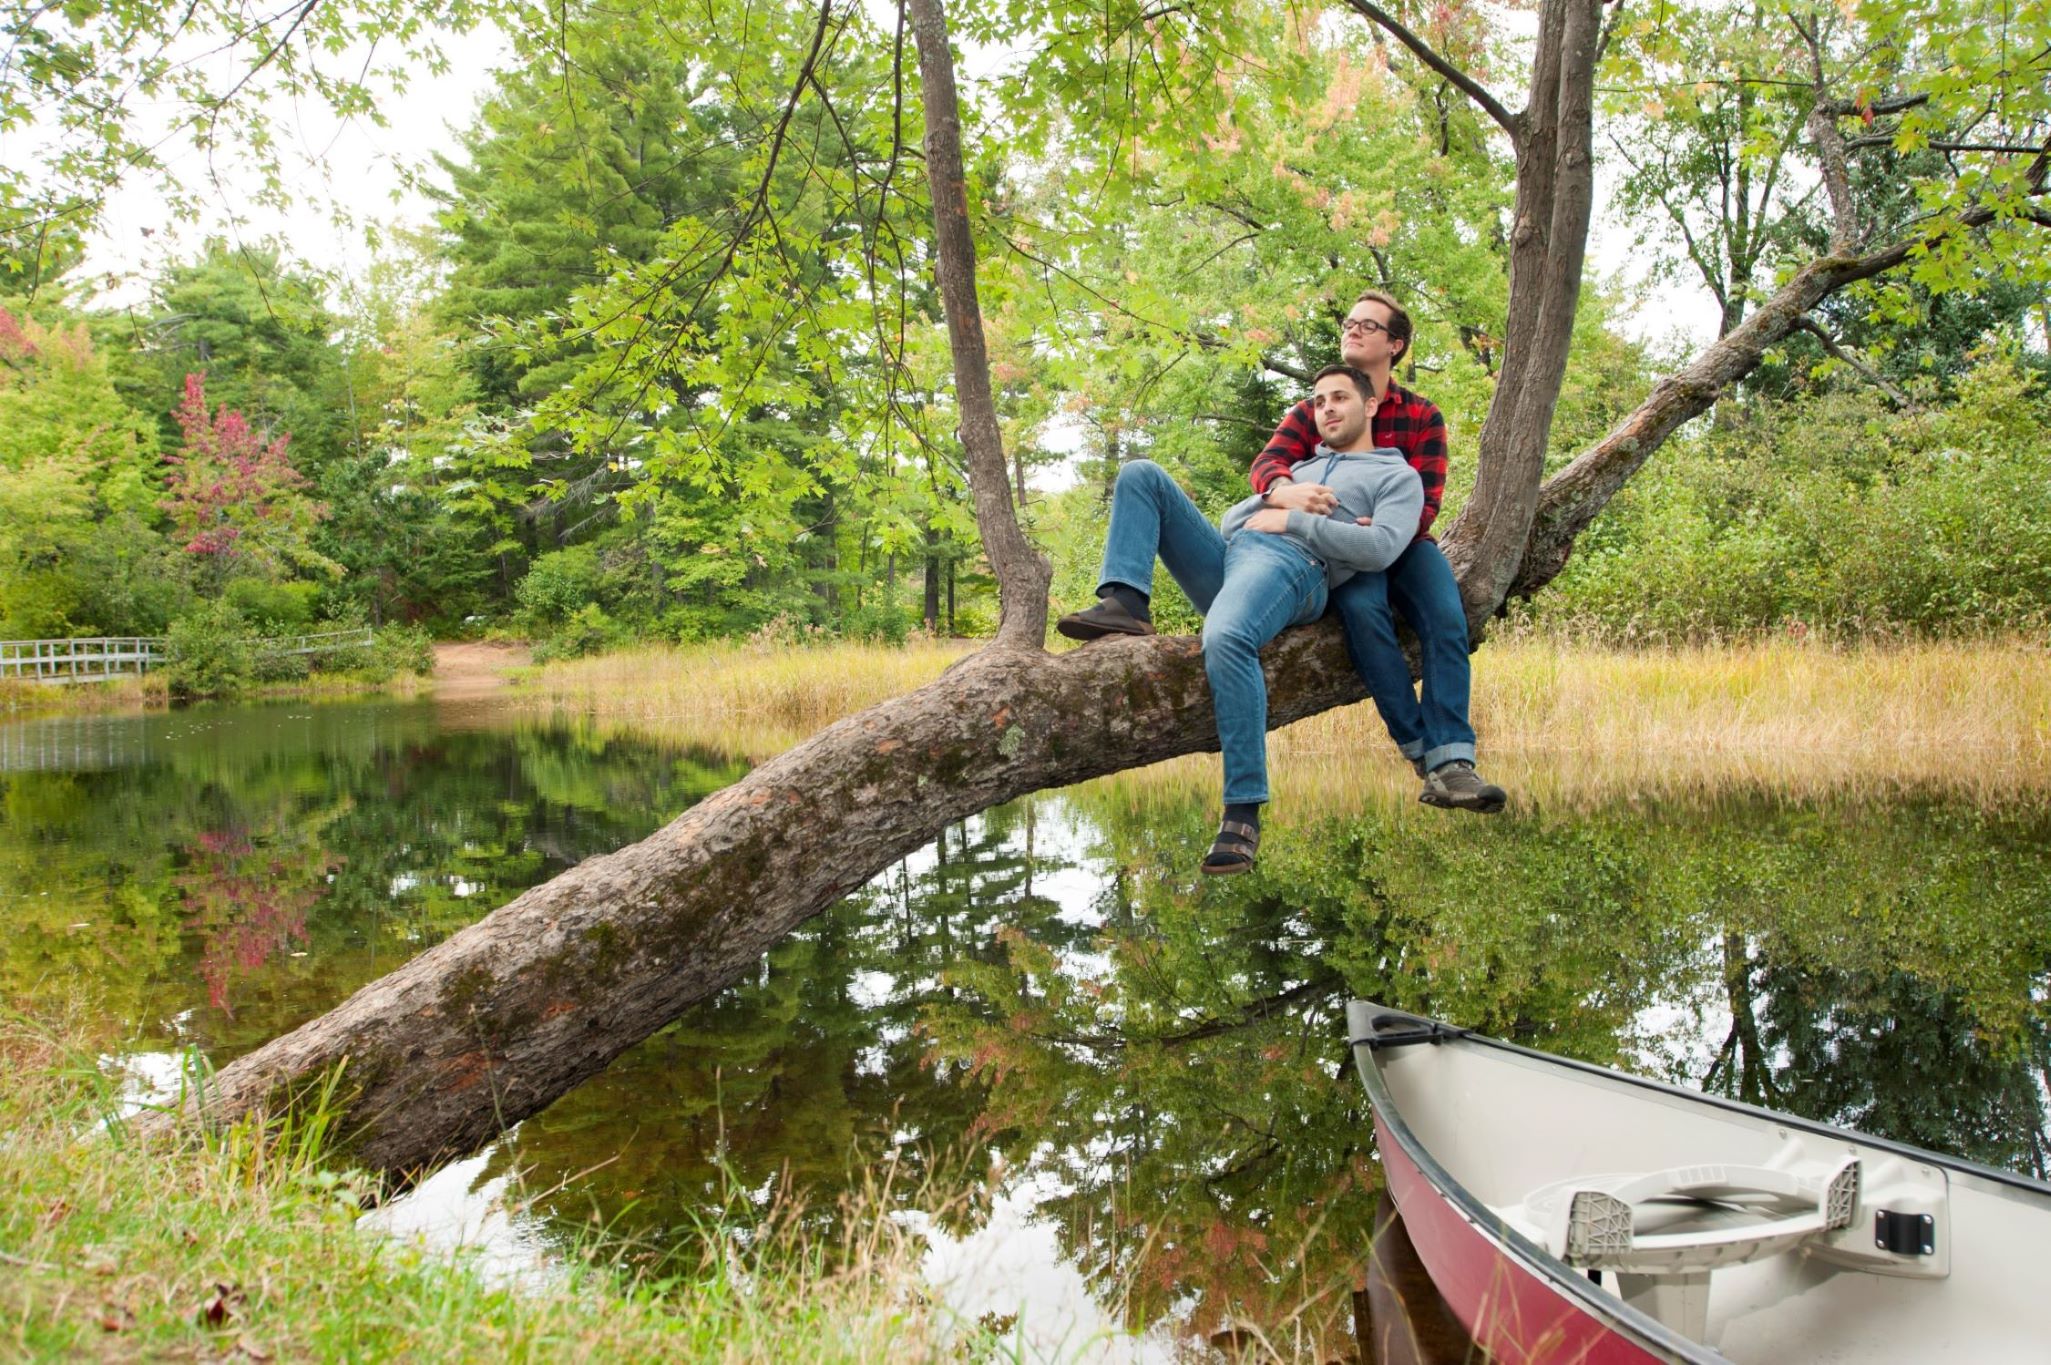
[0,1004,971,1362]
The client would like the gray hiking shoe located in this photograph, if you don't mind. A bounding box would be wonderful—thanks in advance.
[1409,753,1428,779]
[1056,598,1156,642]
[1419,760,1507,814]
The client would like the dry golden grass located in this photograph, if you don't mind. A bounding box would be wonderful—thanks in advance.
[518,635,2051,806]
[515,638,974,757]
[1257,634,2051,810]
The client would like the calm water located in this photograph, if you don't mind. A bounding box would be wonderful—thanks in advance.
[7,697,2050,1355]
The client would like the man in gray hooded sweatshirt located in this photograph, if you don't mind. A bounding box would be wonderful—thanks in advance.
[1056,364,1422,874]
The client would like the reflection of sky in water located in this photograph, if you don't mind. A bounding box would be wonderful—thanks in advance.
[359,1145,562,1292]
[902,1172,1182,1364]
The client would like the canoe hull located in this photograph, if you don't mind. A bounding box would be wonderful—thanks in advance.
[1376,1108,1680,1364]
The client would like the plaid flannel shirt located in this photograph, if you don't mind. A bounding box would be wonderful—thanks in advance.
[1248,381,1449,541]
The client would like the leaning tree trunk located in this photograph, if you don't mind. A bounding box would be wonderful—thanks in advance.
[140,628,1367,1174]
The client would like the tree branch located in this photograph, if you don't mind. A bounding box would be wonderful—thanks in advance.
[1507,180,2038,602]
[1818,90,1929,117]
[1338,0,1520,144]
[1792,11,1861,253]
[1794,316,1912,407]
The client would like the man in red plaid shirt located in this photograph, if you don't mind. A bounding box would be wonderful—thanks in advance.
[1250,291,1506,812]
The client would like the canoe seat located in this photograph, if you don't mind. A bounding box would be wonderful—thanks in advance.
[1498,1158,1860,1341]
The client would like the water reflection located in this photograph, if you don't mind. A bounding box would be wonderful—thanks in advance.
[6,699,2050,1357]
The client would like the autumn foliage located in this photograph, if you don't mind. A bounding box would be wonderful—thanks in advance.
[161,373,331,584]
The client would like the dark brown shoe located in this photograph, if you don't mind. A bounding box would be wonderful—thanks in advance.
[1419,760,1507,814]
[1056,598,1156,642]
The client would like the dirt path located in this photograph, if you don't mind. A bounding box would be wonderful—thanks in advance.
[432,641,532,701]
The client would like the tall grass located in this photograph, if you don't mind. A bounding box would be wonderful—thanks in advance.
[518,635,2051,803]
[0,1002,971,1362]
[516,638,975,757]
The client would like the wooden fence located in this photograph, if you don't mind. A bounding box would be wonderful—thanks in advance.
[0,628,377,685]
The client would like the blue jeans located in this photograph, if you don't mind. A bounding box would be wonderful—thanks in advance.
[1331,539,1476,771]
[1099,461,1327,805]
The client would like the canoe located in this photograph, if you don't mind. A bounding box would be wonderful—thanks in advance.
[1346,1001,2051,1363]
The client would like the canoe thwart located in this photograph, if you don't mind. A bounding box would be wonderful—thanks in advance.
[1501,1157,1862,1275]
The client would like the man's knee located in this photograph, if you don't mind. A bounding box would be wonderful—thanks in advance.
[1201,616,1265,659]
[1114,459,1171,496]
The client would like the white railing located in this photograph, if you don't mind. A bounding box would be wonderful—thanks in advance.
[0,628,378,685]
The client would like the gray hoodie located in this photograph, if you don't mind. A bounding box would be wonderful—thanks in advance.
[1219,444,1424,589]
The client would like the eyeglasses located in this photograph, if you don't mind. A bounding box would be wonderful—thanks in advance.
[1340,317,1392,337]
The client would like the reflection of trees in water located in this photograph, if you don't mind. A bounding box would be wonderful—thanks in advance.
[921,791,2051,1349]
[1709,944,2051,1177]
[12,709,2051,1344]
[175,826,328,1015]
[493,797,1106,1251]
[0,704,741,1056]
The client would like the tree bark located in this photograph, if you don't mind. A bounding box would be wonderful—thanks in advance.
[907,0,1051,648]
[1433,0,1603,634]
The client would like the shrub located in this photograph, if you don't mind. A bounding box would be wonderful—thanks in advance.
[370,624,434,677]
[223,578,319,632]
[842,601,914,644]
[531,603,619,663]
[516,545,603,629]
[248,647,311,683]
[161,601,253,699]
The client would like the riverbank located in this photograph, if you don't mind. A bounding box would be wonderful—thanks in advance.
[0,635,495,717]
[0,669,438,716]
[0,1005,959,1361]
[518,634,2051,804]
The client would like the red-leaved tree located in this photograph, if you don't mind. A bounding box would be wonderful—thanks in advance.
[161,373,335,591]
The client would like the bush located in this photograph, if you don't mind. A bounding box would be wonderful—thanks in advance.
[531,604,619,663]
[1519,349,2051,642]
[842,601,914,644]
[516,545,603,629]
[248,648,311,683]
[370,624,435,677]
[223,578,319,632]
[161,601,254,699]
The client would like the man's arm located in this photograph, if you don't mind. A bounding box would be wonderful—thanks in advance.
[1283,473,1424,573]
[1249,398,1319,494]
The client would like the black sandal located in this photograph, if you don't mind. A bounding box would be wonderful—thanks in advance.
[1200,818,1260,876]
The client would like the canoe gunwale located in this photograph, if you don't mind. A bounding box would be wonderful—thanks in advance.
[1349,1002,1718,1364]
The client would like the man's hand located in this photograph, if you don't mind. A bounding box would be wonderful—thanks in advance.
[1245,507,1291,534]
[1263,480,1338,514]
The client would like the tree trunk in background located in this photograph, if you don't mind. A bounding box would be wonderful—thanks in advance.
[907,0,1051,649]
